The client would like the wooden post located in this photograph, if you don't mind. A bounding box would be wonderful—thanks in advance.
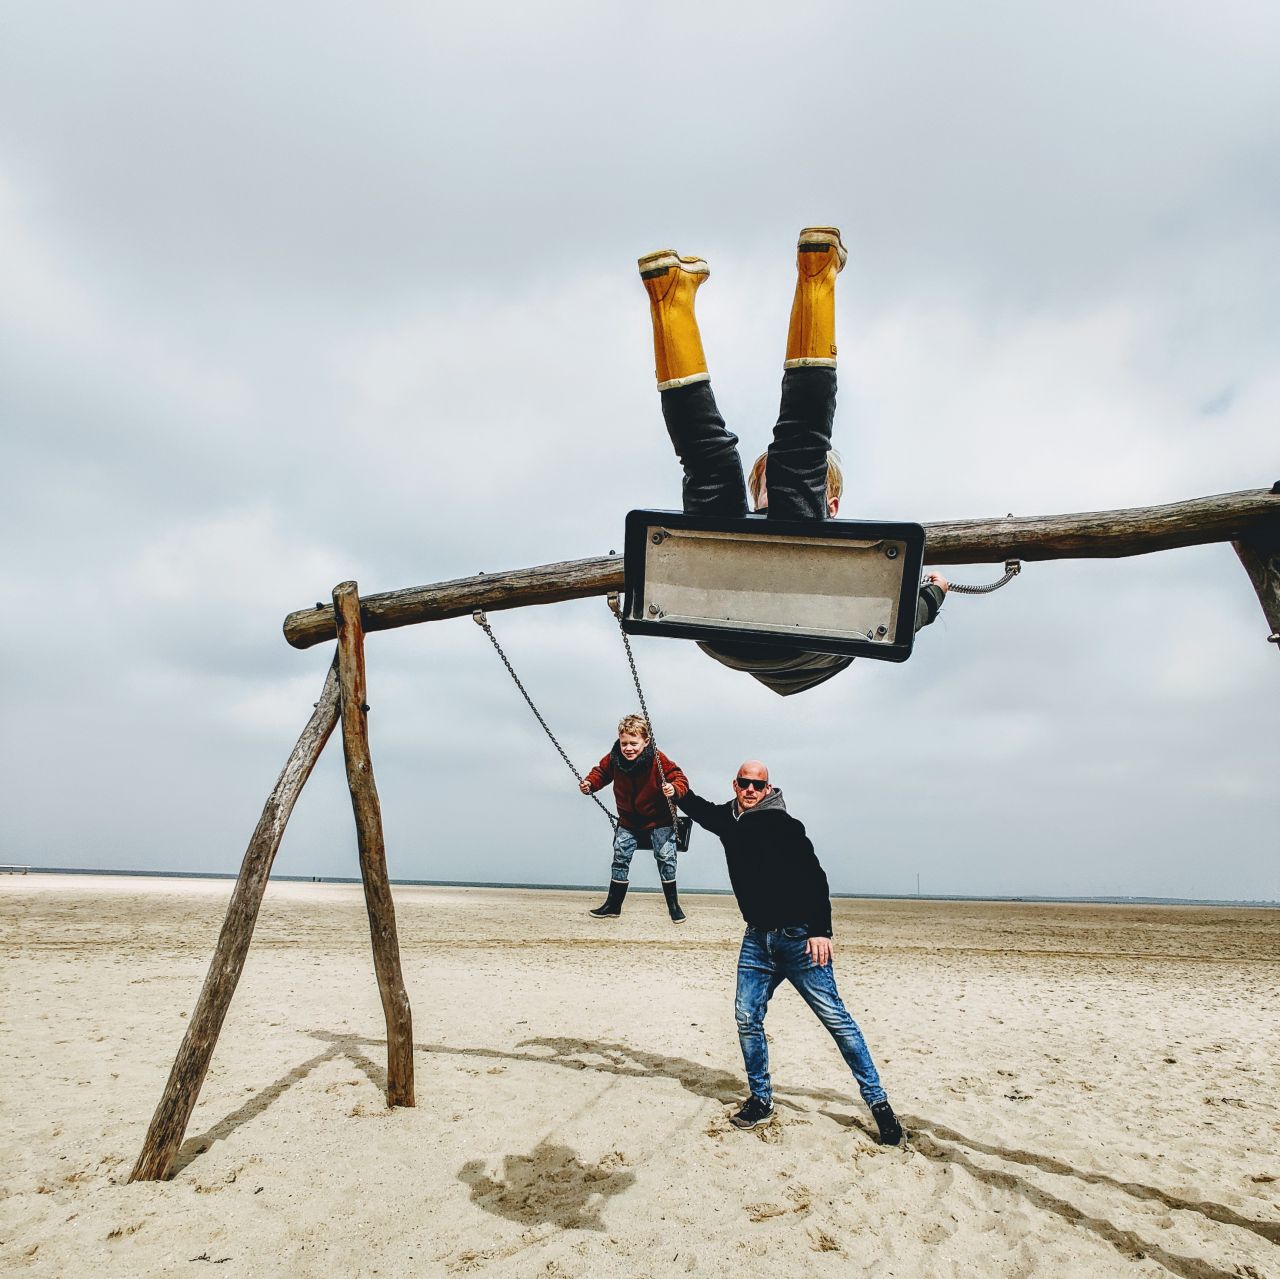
[130,658,342,1181]
[332,581,415,1108]
[1233,528,1280,657]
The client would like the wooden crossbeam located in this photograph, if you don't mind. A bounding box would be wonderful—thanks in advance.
[281,487,1280,651]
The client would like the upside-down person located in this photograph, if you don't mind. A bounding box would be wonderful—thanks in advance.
[638,226,949,696]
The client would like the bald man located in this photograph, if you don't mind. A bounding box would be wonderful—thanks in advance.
[676,760,902,1145]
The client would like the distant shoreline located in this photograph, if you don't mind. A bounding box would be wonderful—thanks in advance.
[7,865,1277,909]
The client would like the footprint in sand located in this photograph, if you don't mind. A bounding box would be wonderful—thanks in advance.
[745,1185,813,1223]
[704,1112,785,1144]
[810,1227,842,1253]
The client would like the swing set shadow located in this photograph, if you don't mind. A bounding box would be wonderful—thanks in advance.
[172,1027,845,1174]
[172,1026,1279,1276]
[129,486,1280,1182]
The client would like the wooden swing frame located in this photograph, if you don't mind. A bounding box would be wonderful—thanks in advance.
[129,484,1278,1181]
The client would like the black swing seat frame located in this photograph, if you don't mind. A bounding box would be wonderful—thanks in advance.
[621,509,928,663]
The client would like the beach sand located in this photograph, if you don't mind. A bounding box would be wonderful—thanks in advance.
[1,874,1277,1278]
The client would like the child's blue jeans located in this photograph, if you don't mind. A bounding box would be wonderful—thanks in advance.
[735,924,886,1108]
[611,825,677,884]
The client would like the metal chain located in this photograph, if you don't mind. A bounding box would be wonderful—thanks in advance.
[472,611,618,831]
[607,594,681,831]
[944,560,1022,595]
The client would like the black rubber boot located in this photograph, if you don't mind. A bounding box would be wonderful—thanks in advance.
[588,880,628,918]
[871,1100,903,1146]
[662,880,687,923]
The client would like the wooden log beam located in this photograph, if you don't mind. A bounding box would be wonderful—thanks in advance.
[130,659,341,1182]
[333,581,415,1108]
[283,487,1280,650]
[923,486,1280,562]
[287,554,622,650]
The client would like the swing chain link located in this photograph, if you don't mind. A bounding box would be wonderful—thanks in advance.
[945,559,1022,595]
[607,594,681,831]
[472,610,618,831]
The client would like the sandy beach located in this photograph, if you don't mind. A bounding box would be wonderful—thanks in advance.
[1,874,1277,1278]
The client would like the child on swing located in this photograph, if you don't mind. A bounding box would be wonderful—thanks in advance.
[580,714,690,922]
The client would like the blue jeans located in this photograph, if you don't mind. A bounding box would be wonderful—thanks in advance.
[610,825,677,883]
[735,925,886,1108]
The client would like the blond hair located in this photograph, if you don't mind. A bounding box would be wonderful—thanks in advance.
[747,450,844,512]
[617,714,650,741]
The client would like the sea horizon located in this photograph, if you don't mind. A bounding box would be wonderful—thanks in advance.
[5,864,1277,910]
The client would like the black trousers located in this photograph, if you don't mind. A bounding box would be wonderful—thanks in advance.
[660,366,836,521]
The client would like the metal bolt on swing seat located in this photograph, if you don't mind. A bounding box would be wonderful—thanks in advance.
[651,531,668,545]
[648,603,664,618]
[885,545,898,559]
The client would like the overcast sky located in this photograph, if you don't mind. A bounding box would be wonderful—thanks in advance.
[2,1,1277,902]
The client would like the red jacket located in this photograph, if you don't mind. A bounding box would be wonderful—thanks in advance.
[585,747,689,833]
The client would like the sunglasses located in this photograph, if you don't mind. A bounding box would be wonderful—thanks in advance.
[735,777,769,791]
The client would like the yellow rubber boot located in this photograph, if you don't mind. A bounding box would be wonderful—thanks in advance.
[784,226,847,369]
[638,250,711,390]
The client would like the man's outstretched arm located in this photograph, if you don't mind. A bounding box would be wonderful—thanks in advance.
[675,790,736,837]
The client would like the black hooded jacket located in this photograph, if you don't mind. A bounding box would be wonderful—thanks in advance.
[675,787,833,937]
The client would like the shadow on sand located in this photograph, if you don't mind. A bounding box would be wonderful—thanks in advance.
[458,1141,635,1230]
[174,1028,1278,1276]
[819,1104,1272,1279]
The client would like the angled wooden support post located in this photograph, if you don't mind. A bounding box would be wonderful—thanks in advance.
[1233,491,1280,657]
[130,658,342,1182]
[332,581,415,1108]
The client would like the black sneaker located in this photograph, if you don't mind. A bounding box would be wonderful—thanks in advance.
[871,1100,903,1146]
[730,1095,774,1129]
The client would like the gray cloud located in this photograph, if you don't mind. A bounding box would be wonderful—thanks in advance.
[2,1,1276,902]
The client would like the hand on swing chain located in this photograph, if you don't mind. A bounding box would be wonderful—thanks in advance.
[923,571,950,594]
[661,782,675,798]
[579,780,592,794]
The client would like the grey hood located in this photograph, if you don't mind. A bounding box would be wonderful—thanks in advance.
[734,786,788,820]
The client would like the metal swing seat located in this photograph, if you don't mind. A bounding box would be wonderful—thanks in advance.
[619,509,931,663]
